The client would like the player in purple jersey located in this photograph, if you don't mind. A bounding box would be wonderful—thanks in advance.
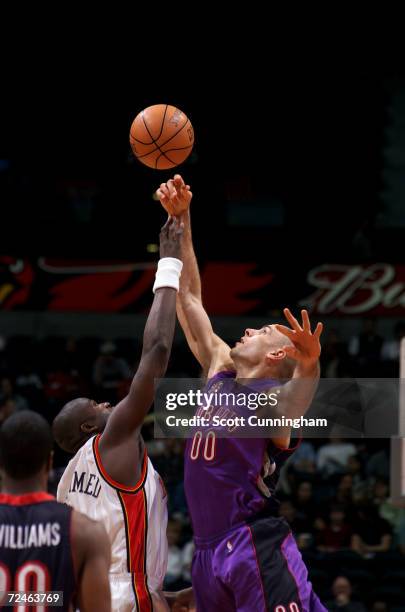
[0,411,111,612]
[156,176,327,612]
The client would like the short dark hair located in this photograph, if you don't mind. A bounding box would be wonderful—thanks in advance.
[52,398,93,454]
[0,411,53,479]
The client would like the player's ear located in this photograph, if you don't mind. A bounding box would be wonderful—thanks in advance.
[265,349,287,363]
[80,421,98,434]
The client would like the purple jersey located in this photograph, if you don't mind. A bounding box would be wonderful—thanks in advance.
[184,371,299,539]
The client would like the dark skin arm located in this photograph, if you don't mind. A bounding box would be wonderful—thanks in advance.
[164,587,196,611]
[71,510,111,612]
[98,217,183,487]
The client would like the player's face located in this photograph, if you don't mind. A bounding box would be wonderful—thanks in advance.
[231,325,286,365]
[90,400,113,429]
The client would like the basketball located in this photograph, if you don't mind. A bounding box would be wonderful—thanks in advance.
[130,104,194,170]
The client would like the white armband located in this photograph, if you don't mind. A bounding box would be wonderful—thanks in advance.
[153,257,183,293]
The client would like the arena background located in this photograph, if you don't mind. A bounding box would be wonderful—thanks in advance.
[1,20,405,611]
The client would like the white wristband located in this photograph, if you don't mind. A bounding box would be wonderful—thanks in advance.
[153,257,183,293]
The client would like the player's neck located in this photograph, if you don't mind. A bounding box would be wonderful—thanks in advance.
[235,363,269,380]
[1,475,47,496]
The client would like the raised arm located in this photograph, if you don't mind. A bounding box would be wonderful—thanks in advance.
[258,308,323,448]
[157,175,233,377]
[272,308,322,421]
[101,217,183,448]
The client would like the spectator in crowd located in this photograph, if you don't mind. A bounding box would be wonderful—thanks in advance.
[344,455,368,505]
[278,500,310,536]
[288,440,316,476]
[292,481,317,531]
[326,576,366,612]
[328,474,356,519]
[181,539,194,584]
[92,340,131,403]
[153,439,187,515]
[15,361,43,409]
[381,321,405,376]
[321,329,350,377]
[317,437,357,477]
[351,505,392,558]
[317,506,352,552]
[348,319,382,377]
[0,376,29,411]
[366,447,390,482]
[164,519,184,589]
[372,478,405,545]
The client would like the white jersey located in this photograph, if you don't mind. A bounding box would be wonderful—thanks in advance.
[57,435,169,612]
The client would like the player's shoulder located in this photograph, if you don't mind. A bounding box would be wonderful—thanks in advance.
[71,508,105,538]
[71,510,109,560]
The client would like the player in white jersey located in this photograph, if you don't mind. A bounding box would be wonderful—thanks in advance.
[53,218,194,612]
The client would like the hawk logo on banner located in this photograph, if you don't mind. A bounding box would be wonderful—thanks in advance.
[0,257,34,309]
[0,258,274,314]
[38,259,156,312]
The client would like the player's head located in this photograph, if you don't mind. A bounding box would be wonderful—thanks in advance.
[230,324,295,378]
[0,411,53,482]
[52,398,112,454]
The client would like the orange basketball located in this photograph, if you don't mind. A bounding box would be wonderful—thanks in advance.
[129,104,194,170]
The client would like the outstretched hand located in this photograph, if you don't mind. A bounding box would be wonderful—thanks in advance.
[275,308,323,368]
[159,216,184,259]
[156,174,192,217]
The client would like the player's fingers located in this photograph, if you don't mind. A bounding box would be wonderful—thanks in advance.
[301,309,311,333]
[274,324,295,340]
[313,322,324,339]
[167,179,177,199]
[173,174,185,189]
[158,184,170,200]
[283,308,303,332]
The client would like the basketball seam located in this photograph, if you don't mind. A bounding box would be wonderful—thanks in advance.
[134,143,193,160]
[141,111,176,166]
[158,118,191,150]
[130,105,169,145]
[156,150,177,168]
[160,144,193,153]
[133,114,192,166]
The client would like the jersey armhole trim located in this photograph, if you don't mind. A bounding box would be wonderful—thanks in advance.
[93,434,148,493]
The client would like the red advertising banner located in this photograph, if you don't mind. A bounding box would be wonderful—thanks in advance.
[300,264,405,316]
[0,258,404,316]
